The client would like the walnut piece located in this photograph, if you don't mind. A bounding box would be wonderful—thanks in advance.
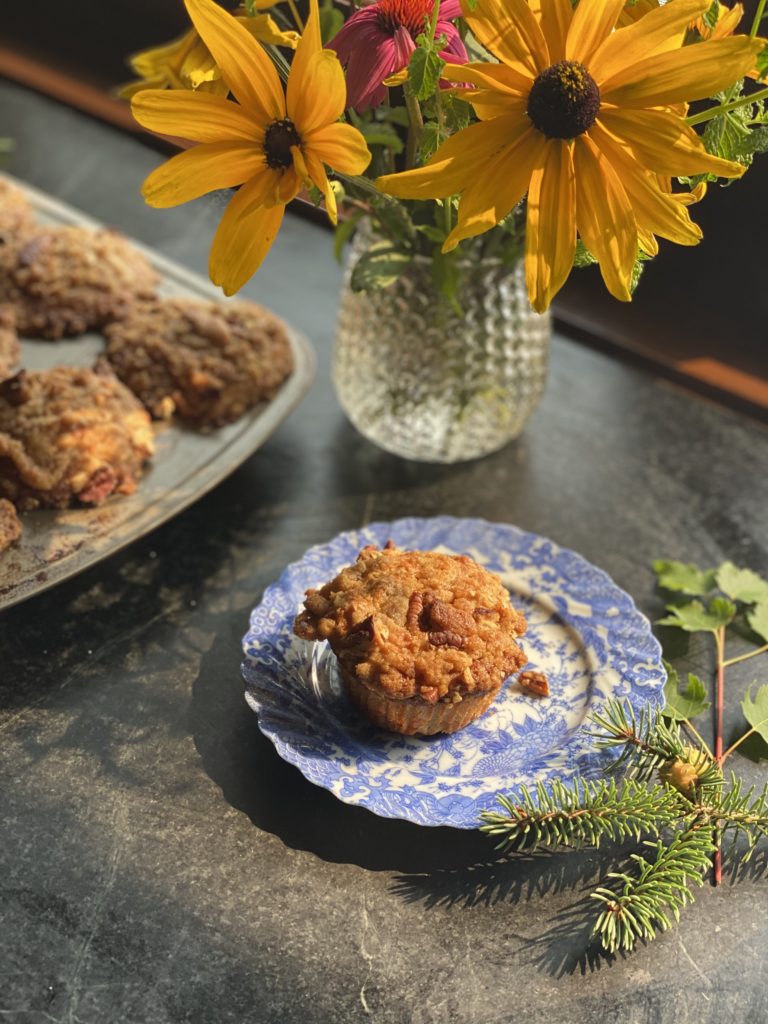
[519,670,550,697]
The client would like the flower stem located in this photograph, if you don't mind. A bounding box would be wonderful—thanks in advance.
[751,0,768,37]
[723,642,768,668]
[713,626,726,885]
[685,85,768,126]
[404,91,424,170]
[286,0,304,31]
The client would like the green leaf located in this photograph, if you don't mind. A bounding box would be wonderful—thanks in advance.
[656,597,736,632]
[357,120,405,155]
[573,240,597,267]
[418,121,444,163]
[716,561,768,605]
[333,210,363,263]
[747,602,768,644]
[350,241,412,292]
[741,684,768,746]
[662,662,710,722]
[319,0,344,43]
[653,560,717,596]
[700,0,721,31]
[406,46,445,102]
[431,248,463,316]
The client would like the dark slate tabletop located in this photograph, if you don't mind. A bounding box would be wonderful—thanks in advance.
[1,80,767,1024]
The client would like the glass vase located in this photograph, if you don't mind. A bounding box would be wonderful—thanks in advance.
[333,229,551,463]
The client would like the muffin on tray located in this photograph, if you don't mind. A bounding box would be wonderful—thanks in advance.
[0,305,20,381]
[293,542,527,735]
[0,361,154,510]
[103,296,294,427]
[0,225,159,338]
[0,498,22,552]
[0,178,36,241]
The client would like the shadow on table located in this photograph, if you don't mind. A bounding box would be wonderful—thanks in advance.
[189,624,643,977]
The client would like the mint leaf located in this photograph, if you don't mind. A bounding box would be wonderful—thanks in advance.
[662,662,711,722]
[350,241,411,291]
[656,598,736,632]
[653,560,717,596]
[747,602,768,644]
[333,211,363,263]
[406,47,445,102]
[716,562,768,605]
[741,684,768,746]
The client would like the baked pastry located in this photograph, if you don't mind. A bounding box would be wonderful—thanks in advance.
[294,542,527,735]
[0,305,19,380]
[0,177,36,241]
[0,225,159,338]
[0,498,21,552]
[103,297,294,426]
[0,362,154,509]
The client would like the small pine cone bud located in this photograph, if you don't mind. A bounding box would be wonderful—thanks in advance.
[658,746,710,800]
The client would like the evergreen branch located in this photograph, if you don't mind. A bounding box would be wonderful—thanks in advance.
[692,776,768,858]
[591,827,714,954]
[588,699,685,780]
[479,778,682,852]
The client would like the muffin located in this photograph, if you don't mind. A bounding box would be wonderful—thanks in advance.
[0,177,36,241]
[0,225,159,338]
[0,361,154,510]
[0,305,20,380]
[293,542,527,735]
[103,296,294,426]
[0,498,22,552]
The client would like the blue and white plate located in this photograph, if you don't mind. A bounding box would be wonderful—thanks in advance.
[241,516,664,828]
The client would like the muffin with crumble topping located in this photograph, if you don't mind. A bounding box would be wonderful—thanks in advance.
[293,542,527,735]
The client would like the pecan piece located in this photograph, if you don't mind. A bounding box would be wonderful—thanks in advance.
[428,630,465,649]
[343,614,374,647]
[425,598,475,636]
[519,670,550,697]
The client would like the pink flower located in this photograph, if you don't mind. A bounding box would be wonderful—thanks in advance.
[328,0,468,112]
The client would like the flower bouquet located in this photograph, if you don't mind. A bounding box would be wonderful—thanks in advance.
[126,0,767,460]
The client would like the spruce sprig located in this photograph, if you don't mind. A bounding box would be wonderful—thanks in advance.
[480,778,683,852]
[591,827,714,954]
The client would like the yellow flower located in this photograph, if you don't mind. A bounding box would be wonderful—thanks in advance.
[120,6,299,100]
[131,0,371,295]
[376,0,763,311]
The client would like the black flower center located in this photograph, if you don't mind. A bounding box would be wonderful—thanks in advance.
[527,61,600,140]
[264,118,301,170]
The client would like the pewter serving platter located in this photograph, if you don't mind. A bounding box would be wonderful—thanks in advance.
[0,175,315,610]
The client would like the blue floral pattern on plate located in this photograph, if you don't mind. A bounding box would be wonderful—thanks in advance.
[241,516,664,828]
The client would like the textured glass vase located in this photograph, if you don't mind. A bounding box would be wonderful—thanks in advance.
[333,232,551,463]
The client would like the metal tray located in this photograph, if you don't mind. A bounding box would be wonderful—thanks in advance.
[0,175,316,610]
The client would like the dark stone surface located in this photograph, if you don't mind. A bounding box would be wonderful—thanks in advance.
[1,81,767,1023]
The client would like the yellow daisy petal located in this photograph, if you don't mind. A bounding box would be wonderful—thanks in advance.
[141,142,267,208]
[638,228,659,256]
[184,0,285,120]
[461,0,549,76]
[303,123,371,175]
[209,172,285,294]
[589,122,703,244]
[131,89,261,144]
[598,106,746,178]
[443,125,546,250]
[276,167,302,203]
[237,14,299,50]
[466,91,527,121]
[290,145,314,192]
[287,49,346,135]
[525,139,576,313]
[377,115,521,199]
[574,135,636,302]
[303,148,338,225]
[590,0,709,84]
[566,0,625,65]
[442,62,531,95]
[537,0,573,63]
[601,35,764,106]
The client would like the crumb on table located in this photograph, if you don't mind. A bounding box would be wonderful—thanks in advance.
[518,669,550,697]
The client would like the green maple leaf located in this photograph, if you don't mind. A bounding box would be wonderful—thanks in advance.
[662,662,710,722]
[656,597,736,633]
[747,603,768,645]
[716,562,768,605]
[653,560,717,596]
[741,684,768,746]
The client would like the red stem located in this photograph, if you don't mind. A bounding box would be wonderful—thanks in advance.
[713,627,725,886]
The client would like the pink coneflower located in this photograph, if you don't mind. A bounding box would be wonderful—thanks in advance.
[329,0,468,112]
